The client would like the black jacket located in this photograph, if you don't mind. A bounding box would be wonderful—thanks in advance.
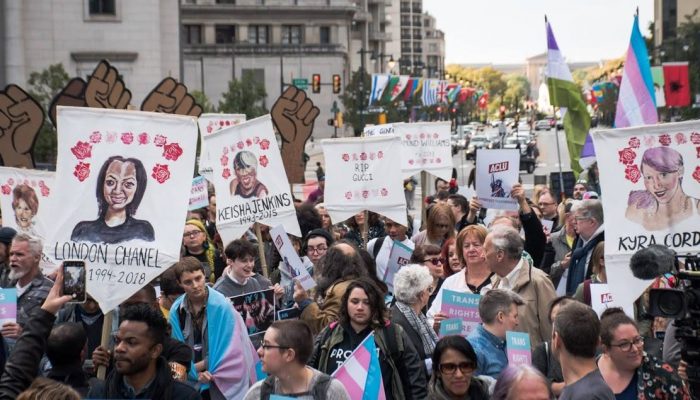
[390,304,428,361]
[519,209,547,268]
[47,363,90,397]
[88,357,201,400]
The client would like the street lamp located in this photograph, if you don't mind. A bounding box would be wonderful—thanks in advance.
[373,52,394,74]
[387,56,396,72]
[357,48,372,134]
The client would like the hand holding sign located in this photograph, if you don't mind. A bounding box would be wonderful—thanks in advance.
[0,85,44,168]
[84,60,132,110]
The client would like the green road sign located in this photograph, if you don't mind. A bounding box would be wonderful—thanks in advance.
[292,78,308,89]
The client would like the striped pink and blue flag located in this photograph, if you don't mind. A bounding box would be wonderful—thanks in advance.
[614,14,657,128]
[332,332,386,400]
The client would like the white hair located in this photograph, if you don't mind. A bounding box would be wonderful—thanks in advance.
[393,264,433,305]
[12,232,43,257]
[488,225,523,261]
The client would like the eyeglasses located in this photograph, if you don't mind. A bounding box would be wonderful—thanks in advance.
[423,258,444,266]
[260,344,290,351]
[610,336,644,352]
[307,245,328,255]
[183,231,202,239]
[439,361,476,375]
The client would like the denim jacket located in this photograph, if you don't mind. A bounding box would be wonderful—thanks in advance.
[467,324,508,379]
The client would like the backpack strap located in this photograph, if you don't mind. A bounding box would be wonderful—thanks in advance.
[310,373,333,400]
[258,376,277,400]
[372,236,386,259]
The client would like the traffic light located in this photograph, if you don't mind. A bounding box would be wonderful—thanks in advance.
[499,105,506,121]
[312,74,321,93]
[333,74,341,94]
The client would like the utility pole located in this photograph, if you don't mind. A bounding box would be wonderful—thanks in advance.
[358,47,372,134]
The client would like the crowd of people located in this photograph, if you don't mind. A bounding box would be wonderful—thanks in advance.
[0,168,692,400]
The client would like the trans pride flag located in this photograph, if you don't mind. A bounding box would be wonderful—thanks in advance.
[170,288,259,400]
[332,332,386,400]
[615,14,657,128]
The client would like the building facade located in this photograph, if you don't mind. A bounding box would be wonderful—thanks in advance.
[422,12,444,79]
[0,0,180,102]
[654,0,699,50]
[387,0,445,77]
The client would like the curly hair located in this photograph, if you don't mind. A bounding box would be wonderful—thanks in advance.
[315,242,367,296]
[339,277,387,329]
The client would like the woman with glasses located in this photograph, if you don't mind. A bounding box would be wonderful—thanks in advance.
[181,219,225,283]
[412,204,456,247]
[244,320,350,399]
[309,277,428,400]
[391,265,439,375]
[428,335,489,400]
[411,244,445,309]
[428,225,494,333]
[597,308,688,400]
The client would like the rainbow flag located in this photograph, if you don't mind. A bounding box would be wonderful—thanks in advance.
[614,14,657,128]
[332,332,386,400]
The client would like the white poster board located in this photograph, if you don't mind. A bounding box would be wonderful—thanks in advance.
[589,283,635,319]
[475,149,520,210]
[270,225,315,291]
[197,113,247,181]
[395,122,453,180]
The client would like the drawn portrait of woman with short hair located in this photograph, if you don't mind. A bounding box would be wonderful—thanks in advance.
[625,146,700,230]
[229,151,268,199]
[71,155,155,244]
[12,184,39,236]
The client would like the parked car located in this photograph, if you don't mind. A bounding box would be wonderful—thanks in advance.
[465,135,490,160]
[451,133,468,149]
[503,136,528,155]
[468,122,485,132]
[535,119,552,131]
[514,121,531,133]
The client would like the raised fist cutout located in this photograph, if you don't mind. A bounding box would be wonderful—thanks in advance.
[141,78,202,117]
[84,60,132,110]
[271,86,320,183]
[49,77,88,127]
[0,85,44,168]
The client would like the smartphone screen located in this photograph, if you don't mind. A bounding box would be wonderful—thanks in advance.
[63,261,86,303]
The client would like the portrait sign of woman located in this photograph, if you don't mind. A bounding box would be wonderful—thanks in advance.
[229,151,268,199]
[625,147,700,231]
[71,155,155,244]
[12,184,39,235]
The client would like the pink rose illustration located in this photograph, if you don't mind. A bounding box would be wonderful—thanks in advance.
[163,143,183,161]
[352,154,358,161]
[71,141,92,160]
[219,121,225,127]
[618,148,636,165]
[659,134,672,146]
[220,155,229,166]
[380,188,388,197]
[433,133,439,139]
[73,162,91,182]
[420,133,426,139]
[222,168,231,179]
[675,132,687,145]
[693,166,700,184]
[7,178,14,186]
[405,134,412,140]
[259,155,269,167]
[237,141,245,150]
[223,146,229,155]
[369,152,375,160]
[225,120,231,126]
[260,139,270,150]
[342,153,350,162]
[362,190,369,199]
[254,137,260,144]
[408,159,414,165]
[624,164,641,183]
[628,137,640,148]
[345,191,352,200]
[138,132,149,145]
[89,131,102,144]
[151,164,171,184]
[106,133,117,143]
[377,151,384,159]
[246,138,253,147]
[360,152,367,161]
[644,136,655,147]
[436,157,442,163]
[691,132,700,145]
[40,186,50,197]
[121,132,134,145]
[154,134,167,147]
[38,180,45,188]
[207,126,213,134]
[1,185,10,195]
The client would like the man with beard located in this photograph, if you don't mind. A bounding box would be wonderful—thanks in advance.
[88,304,200,399]
[1,233,52,339]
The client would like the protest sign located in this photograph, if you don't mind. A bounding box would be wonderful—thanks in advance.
[440,289,481,336]
[46,106,198,312]
[592,120,700,303]
[589,283,635,318]
[230,289,276,339]
[475,149,520,210]
[197,113,246,181]
[0,85,44,169]
[395,122,453,180]
[363,123,402,137]
[506,331,531,367]
[439,318,464,338]
[204,115,301,245]
[270,225,315,291]
[541,219,554,237]
[383,240,413,292]
[188,176,209,210]
[276,307,301,321]
[0,289,17,325]
[0,167,57,273]
[321,135,407,227]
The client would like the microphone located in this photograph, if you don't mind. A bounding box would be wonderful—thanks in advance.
[629,245,676,280]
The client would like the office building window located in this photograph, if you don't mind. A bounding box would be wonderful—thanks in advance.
[216,0,235,3]
[248,25,270,44]
[215,25,236,43]
[282,25,302,44]
[184,25,202,45]
[89,0,115,15]
[320,26,331,44]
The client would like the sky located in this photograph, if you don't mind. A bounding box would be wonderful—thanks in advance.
[422,0,654,65]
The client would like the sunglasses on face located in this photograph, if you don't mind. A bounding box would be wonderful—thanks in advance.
[424,258,444,266]
[439,361,476,375]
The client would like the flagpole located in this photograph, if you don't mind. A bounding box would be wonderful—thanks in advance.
[553,107,566,201]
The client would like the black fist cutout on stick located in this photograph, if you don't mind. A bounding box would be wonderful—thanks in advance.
[271,86,320,183]
[141,78,202,117]
[0,85,44,168]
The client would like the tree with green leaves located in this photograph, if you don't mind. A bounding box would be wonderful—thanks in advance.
[340,69,370,136]
[218,71,268,118]
[26,63,71,165]
[191,90,216,113]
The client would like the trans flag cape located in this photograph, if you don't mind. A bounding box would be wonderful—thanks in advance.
[170,288,259,400]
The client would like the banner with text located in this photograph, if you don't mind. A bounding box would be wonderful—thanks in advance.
[439,318,464,338]
[475,149,520,210]
[506,331,531,367]
[592,120,700,303]
[363,123,402,137]
[189,176,209,211]
[440,289,481,336]
[204,115,301,244]
[46,107,198,312]
[197,113,247,181]
[394,122,453,180]
[321,135,407,227]
[270,225,316,291]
